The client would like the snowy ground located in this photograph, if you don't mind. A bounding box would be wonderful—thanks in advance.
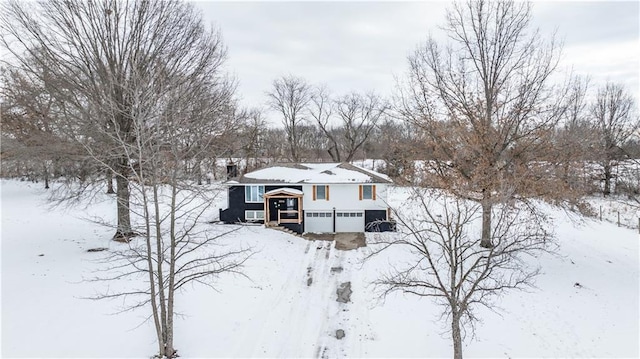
[585,194,639,230]
[1,180,638,358]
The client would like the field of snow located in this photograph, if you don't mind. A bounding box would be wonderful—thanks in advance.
[1,179,638,358]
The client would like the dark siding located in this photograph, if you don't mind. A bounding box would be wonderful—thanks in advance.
[219,185,303,224]
[220,185,262,223]
[365,210,395,232]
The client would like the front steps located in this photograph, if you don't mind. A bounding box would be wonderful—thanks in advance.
[266,224,304,238]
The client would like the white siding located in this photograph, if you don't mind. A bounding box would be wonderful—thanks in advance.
[302,183,388,211]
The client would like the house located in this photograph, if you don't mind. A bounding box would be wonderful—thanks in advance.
[219,162,394,234]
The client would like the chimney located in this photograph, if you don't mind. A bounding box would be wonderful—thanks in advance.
[226,161,238,179]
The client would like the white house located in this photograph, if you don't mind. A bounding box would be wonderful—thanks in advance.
[219,162,394,234]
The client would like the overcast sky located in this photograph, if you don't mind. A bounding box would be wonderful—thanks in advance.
[195,1,639,123]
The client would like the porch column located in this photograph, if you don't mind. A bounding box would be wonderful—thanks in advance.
[264,195,269,226]
[298,196,303,224]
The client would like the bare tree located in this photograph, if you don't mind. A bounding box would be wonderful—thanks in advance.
[332,92,388,162]
[309,85,340,161]
[1,61,85,188]
[237,108,268,173]
[1,0,227,241]
[370,189,552,359]
[397,0,565,247]
[93,114,251,359]
[590,82,639,196]
[550,75,597,196]
[86,51,248,358]
[267,75,311,162]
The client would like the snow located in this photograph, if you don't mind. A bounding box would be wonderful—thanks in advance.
[242,163,390,184]
[585,194,639,229]
[1,180,638,358]
[264,187,303,196]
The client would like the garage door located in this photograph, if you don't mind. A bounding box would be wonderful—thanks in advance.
[336,211,364,232]
[304,211,333,233]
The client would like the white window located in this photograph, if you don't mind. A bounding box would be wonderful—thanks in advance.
[315,185,327,200]
[362,185,374,200]
[245,185,264,203]
[245,210,264,221]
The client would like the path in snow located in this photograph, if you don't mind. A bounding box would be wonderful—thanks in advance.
[230,236,371,358]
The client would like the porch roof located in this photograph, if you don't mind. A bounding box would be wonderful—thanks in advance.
[264,187,303,197]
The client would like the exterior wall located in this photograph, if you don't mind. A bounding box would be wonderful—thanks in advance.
[220,183,391,234]
[219,185,302,223]
[220,185,262,223]
[302,183,388,212]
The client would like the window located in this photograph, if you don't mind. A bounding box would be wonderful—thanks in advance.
[286,198,295,209]
[245,185,264,203]
[306,212,332,217]
[359,185,376,200]
[245,210,264,221]
[313,185,329,200]
[337,212,363,217]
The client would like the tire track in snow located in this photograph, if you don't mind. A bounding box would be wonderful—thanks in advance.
[277,240,336,357]
[232,240,317,356]
[315,249,375,359]
[233,239,338,357]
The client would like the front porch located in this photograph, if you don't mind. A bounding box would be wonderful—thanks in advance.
[263,188,304,233]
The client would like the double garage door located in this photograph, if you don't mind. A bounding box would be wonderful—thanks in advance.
[304,211,364,233]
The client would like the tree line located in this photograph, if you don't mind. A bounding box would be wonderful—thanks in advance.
[1,0,639,358]
[4,59,637,200]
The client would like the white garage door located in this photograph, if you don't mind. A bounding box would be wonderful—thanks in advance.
[304,211,333,233]
[336,211,364,232]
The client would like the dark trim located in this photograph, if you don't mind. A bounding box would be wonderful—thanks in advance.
[333,207,336,232]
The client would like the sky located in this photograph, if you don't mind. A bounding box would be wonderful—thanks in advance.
[195,1,640,124]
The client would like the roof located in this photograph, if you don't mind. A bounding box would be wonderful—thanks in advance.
[236,162,393,184]
[264,188,303,196]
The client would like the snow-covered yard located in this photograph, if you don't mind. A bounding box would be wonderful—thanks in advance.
[1,180,638,358]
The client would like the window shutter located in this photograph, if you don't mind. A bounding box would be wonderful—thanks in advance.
[372,185,376,200]
[312,185,316,201]
[358,185,363,200]
[326,186,330,200]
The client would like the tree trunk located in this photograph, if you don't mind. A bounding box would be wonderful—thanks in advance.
[480,191,492,248]
[345,151,355,162]
[603,162,612,196]
[164,182,178,359]
[43,163,49,189]
[106,169,115,194]
[194,159,202,185]
[328,145,340,162]
[113,173,133,241]
[452,311,463,359]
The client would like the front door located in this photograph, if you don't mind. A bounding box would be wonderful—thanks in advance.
[268,198,286,222]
